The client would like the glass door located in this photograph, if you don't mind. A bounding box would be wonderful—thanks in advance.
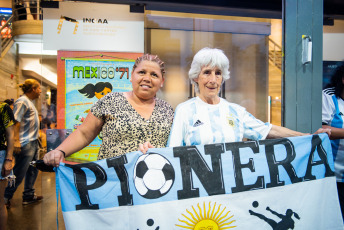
[145,11,282,124]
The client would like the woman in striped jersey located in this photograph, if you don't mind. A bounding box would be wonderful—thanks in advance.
[322,64,344,221]
[165,47,330,147]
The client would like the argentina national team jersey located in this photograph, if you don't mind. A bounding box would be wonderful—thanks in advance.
[322,87,344,182]
[13,95,39,146]
[167,97,272,147]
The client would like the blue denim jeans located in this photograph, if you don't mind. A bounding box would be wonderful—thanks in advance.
[4,140,39,200]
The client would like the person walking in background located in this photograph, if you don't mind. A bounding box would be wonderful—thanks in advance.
[4,79,43,208]
[0,102,15,230]
[322,63,344,221]
[4,99,14,110]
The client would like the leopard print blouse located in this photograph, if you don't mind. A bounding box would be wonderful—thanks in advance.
[91,92,174,160]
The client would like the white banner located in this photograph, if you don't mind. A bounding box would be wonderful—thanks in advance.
[56,134,344,229]
[43,2,144,52]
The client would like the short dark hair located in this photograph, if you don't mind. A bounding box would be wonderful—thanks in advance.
[4,99,13,106]
[132,54,165,77]
[325,64,344,98]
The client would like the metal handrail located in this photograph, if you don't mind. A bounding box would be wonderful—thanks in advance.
[268,38,282,69]
[269,38,281,50]
[12,0,42,21]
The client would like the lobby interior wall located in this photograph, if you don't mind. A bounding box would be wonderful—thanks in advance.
[0,44,16,101]
[323,19,344,61]
[145,13,271,121]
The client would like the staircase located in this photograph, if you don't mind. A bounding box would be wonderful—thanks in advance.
[268,38,282,126]
[269,38,282,70]
[1,0,43,60]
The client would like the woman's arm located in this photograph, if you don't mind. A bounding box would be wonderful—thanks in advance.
[267,125,308,139]
[267,124,331,139]
[43,112,103,167]
[322,125,344,140]
[13,122,21,153]
[3,125,14,176]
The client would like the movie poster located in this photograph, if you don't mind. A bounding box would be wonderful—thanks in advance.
[57,51,142,161]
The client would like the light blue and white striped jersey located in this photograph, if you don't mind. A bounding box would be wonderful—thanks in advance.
[13,95,39,146]
[167,97,272,147]
[322,87,344,182]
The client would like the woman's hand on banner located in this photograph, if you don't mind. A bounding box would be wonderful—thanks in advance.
[138,142,154,154]
[43,149,65,167]
[313,128,331,137]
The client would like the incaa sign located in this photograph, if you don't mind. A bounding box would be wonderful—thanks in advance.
[64,135,334,210]
[83,18,108,24]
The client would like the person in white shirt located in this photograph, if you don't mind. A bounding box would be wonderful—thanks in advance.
[4,79,43,208]
[322,63,344,221]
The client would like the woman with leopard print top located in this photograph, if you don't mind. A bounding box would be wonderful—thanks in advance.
[43,54,174,166]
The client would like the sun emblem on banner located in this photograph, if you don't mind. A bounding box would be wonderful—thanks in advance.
[176,202,236,229]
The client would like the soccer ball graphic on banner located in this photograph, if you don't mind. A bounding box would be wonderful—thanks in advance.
[133,153,175,199]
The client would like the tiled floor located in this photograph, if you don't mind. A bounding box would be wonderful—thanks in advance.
[6,172,65,230]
